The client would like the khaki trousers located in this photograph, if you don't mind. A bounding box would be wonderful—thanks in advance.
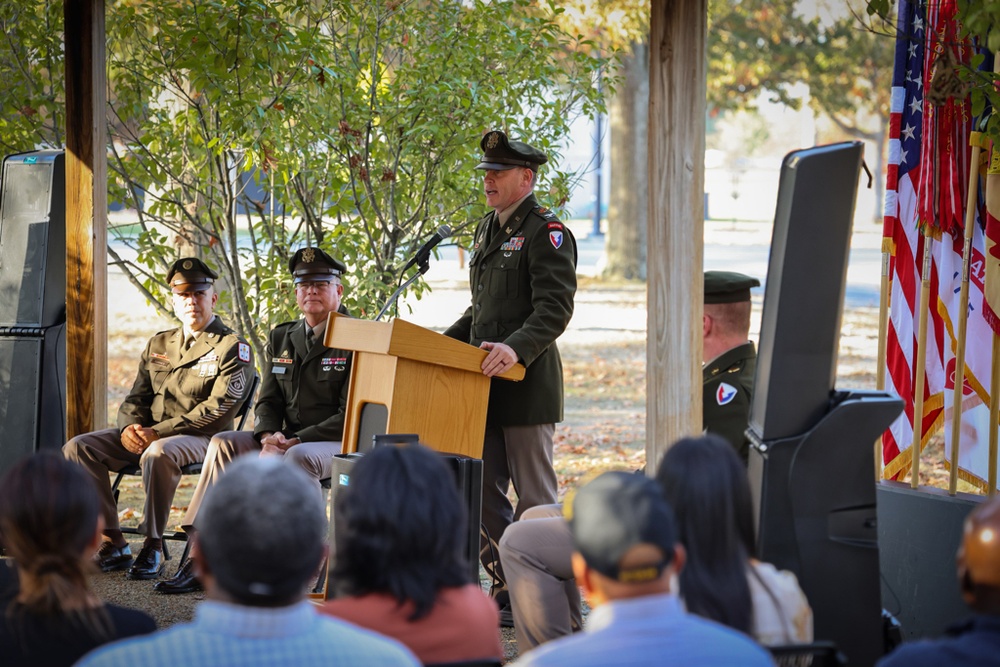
[63,428,210,539]
[182,430,340,530]
[499,504,581,651]
[480,423,558,591]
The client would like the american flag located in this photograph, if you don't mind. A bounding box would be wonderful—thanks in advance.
[881,0,946,480]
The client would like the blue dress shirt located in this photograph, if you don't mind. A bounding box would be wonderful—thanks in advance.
[76,600,420,667]
[514,593,774,667]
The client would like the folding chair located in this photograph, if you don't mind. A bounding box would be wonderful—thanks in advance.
[110,372,259,560]
[767,641,846,667]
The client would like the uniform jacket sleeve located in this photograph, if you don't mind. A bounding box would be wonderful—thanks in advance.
[444,306,473,342]
[149,335,255,438]
[117,338,158,431]
[253,327,287,438]
[504,219,577,366]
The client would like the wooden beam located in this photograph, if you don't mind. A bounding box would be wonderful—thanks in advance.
[64,0,108,435]
[646,0,707,471]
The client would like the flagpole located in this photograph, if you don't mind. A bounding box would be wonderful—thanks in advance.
[876,249,890,482]
[911,231,933,489]
[948,135,984,495]
[990,336,1000,497]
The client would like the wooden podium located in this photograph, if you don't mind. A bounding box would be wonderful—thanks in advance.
[324,313,524,458]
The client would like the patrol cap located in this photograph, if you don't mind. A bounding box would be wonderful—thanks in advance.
[568,471,677,583]
[288,247,347,284]
[960,496,1000,588]
[476,130,548,172]
[167,257,217,291]
[704,270,760,304]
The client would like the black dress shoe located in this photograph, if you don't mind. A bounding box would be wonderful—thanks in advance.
[94,541,133,572]
[499,603,515,628]
[126,544,164,580]
[153,558,202,594]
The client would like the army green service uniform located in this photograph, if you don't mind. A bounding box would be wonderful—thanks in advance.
[702,270,761,463]
[181,249,352,540]
[64,315,254,539]
[445,135,578,593]
[703,341,757,462]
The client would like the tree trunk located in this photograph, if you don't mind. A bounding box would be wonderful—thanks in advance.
[603,41,649,281]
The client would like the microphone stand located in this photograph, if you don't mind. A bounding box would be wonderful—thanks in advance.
[375,258,429,321]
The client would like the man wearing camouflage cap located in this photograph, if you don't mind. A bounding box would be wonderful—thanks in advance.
[702,270,760,462]
[156,247,353,595]
[444,130,578,619]
[64,257,254,581]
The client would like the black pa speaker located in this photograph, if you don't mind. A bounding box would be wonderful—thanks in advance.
[747,142,904,667]
[749,142,863,440]
[0,150,66,329]
[323,450,483,597]
[0,151,68,478]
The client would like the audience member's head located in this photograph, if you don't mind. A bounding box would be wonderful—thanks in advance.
[703,270,758,360]
[568,471,683,607]
[194,456,326,608]
[655,434,755,634]
[331,443,469,620]
[958,496,1000,614]
[0,452,109,632]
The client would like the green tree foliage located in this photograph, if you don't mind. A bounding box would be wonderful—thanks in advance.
[0,1,64,153]
[707,0,814,111]
[1,0,609,361]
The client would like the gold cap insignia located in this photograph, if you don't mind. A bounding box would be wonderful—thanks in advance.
[486,132,499,149]
[182,259,193,270]
[302,248,316,263]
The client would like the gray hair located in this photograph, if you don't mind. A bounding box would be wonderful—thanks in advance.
[196,456,327,606]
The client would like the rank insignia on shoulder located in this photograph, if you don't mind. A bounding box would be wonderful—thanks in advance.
[716,382,738,406]
[549,230,564,249]
[238,342,251,363]
[150,352,169,361]
[535,206,558,221]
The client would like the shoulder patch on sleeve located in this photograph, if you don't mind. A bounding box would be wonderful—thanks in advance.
[238,342,251,363]
[716,382,738,405]
[547,221,564,230]
[549,229,565,249]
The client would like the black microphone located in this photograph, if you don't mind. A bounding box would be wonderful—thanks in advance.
[400,225,452,274]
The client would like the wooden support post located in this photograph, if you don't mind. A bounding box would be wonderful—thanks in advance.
[64,0,108,435]
[646,0,708,472]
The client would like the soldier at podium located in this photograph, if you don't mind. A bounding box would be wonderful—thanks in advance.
[64,257,255,582]
[444,130,578,621]
[155,247,353,595]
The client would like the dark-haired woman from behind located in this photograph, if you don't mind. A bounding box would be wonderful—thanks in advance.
[658,434,813,645]
[321,443,502,665]
[0,452,156,666]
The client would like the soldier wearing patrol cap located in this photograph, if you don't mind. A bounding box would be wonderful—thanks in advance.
[155,246,353,595]
[64,257,254,582]
[703,270,760,462]
[444,129,577,619]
